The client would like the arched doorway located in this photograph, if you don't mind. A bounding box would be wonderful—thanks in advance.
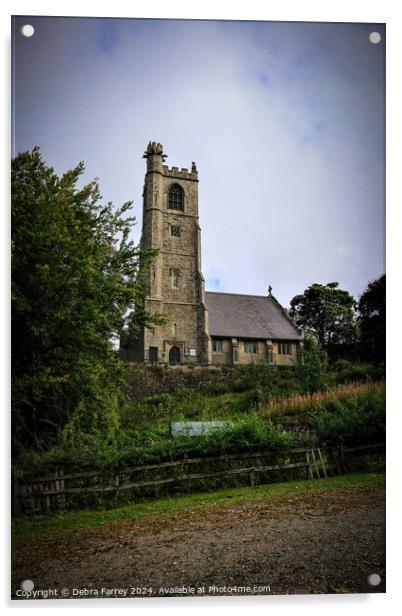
[169,345,181,365]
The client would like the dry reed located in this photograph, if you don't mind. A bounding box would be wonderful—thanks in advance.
[258,381,384,418]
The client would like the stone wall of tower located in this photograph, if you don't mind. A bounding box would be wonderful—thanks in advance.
[131,142,211,365]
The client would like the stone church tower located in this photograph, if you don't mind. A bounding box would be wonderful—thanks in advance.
[125,141,211,365]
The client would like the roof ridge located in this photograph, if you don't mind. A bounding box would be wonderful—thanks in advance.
[269,293,301,336]
[205,290,272,299]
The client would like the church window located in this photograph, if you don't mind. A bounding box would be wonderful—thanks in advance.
[170,268,179,288]
[172,323,177,336]
[278,342,292,355]
[171,225,181,237]
[268,348,274,364]
[244,340,258,353]
[168,184,184,211]
[212,340,222,352]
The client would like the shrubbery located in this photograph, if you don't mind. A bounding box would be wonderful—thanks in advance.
[310,385,385,446]
[19,415,296,476]
[331,359,385,385]
[16,346,385,478]
[18,380,385,478]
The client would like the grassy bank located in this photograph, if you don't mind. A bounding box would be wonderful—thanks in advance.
[18,380,385,475]
[13,471,385,545]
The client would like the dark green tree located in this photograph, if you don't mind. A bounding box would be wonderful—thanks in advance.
[289,282,356,355]
[296,332,330,394]
[357,274,385,364]
[12,148,163,451]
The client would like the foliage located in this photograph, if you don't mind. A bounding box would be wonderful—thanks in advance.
[260,381,384,419]
[296,333,331,394]
[310,385,385,446]
[357,274,386,364]
[18,379,385,479]
[234,363,279,391]
[18,414,296,476]
[120,360,383,432]
[289,282,356,354]
[12,148,164,452]
[331,359,385,384]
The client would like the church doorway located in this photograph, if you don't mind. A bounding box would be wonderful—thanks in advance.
[149,346,158,364]
[169,345,181,365]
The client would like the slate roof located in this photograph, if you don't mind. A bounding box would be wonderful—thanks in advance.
[205,292,301,341]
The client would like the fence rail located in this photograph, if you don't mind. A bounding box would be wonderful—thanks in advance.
[12,442,385,516]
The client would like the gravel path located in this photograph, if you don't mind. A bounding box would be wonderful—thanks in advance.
[12,482,385,598]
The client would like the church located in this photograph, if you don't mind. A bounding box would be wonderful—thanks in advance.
[121,142,302,366]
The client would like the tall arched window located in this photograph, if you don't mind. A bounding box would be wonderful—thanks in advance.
[168,183,184,211]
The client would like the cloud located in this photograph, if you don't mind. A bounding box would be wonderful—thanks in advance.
[13,17,385,306]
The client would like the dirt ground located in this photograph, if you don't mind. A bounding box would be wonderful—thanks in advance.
[12,482,385,598]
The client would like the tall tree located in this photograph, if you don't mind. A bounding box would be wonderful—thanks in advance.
[289,282,356,353]
[357,274,386,364]
[12,148,163,451]
[296,332,330,394]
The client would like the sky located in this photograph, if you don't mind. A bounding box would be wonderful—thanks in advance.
[12,16,385,307]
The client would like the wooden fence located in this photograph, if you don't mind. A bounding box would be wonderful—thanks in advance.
[12,442,385,516]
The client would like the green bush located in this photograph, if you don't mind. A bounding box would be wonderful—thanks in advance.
[234,363,279,392]
[310,386,385,446]
[18,413,297,478]
[332,359,385,384]
[202,381,232,396]
[295,334,332,394]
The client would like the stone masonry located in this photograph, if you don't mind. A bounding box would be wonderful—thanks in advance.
[124,141,211,365]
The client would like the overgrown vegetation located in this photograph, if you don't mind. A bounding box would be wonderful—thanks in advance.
[311,384,385,447]
[18,366,385,477]
[258,381,383,419]
[19,415,297,475]
[11,149,165,454]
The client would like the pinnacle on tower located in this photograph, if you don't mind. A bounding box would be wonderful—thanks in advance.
[143,141,167,160]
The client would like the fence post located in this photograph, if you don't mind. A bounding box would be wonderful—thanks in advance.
[55,469,64,510]
[311,449,321,479]
[317,448,328,478]
[332,448,342,475]
[249,469,255,487]
[182,455,188,492]
[340,444,346,473]
[306,451,314,480]
[12,470,23,517]
[45,477,51,513]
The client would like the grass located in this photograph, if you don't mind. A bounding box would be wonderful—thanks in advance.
[127,390,253,430]
[18,380,385,474]
[12,471,384,545]
[258,381,384,418]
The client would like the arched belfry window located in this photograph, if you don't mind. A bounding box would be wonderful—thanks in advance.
[168,183,184,211]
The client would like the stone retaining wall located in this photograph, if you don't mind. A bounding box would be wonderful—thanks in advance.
[125,364,240,402]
